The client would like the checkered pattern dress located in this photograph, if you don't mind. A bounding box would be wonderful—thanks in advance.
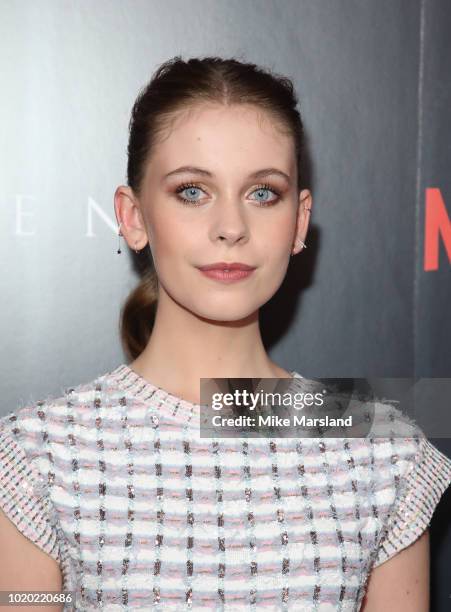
[1,363,451,611]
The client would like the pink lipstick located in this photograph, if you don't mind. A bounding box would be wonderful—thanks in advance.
[197,262,256,283]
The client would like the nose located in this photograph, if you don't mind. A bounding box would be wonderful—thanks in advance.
[210,197,250,246]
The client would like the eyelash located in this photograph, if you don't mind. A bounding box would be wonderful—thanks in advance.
[174,182,282,207]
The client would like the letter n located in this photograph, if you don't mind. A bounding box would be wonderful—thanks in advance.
[424,188,451,271]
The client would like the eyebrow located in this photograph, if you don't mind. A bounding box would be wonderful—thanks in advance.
[163,165,291,183]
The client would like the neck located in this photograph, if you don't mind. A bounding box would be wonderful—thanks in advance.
[128,289,291,402]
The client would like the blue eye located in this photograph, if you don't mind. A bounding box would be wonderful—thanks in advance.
[175,183,205,206]
[250,184,281,206]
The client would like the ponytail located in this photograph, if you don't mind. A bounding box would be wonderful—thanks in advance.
[119,266,159,361]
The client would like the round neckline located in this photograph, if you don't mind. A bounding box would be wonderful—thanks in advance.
[109,362,303,410]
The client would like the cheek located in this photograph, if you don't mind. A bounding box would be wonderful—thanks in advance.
[260,214,294,260]
[148,207,186,254]
[149,216,200,280]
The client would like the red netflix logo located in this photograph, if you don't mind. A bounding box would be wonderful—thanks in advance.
[424,188,451,271]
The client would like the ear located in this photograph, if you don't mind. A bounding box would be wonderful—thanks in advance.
[292,189,312,255]
[114,185,149,251]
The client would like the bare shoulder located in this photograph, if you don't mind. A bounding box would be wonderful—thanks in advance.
[0,507,63,609]
[360,528,430,611]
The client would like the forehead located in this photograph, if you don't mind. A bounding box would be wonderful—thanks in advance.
[145,103,295,180]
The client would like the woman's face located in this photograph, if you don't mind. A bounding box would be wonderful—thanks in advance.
[125,103,310,322]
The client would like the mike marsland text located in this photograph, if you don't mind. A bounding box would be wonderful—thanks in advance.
[211,414,353,428]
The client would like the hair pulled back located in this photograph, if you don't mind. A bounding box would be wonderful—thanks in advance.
[120,55,305,361]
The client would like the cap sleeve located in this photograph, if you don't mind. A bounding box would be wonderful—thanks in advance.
[0,422,61,563]
[373,436,451,567]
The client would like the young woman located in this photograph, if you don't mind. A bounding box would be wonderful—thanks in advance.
[1,55,451,611]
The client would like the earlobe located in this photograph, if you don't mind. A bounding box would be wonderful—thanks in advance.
[291,237,307,256]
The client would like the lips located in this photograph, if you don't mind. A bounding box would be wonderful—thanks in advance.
[197,262,256,271]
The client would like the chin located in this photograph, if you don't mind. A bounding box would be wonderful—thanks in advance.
[190,297,267,323]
